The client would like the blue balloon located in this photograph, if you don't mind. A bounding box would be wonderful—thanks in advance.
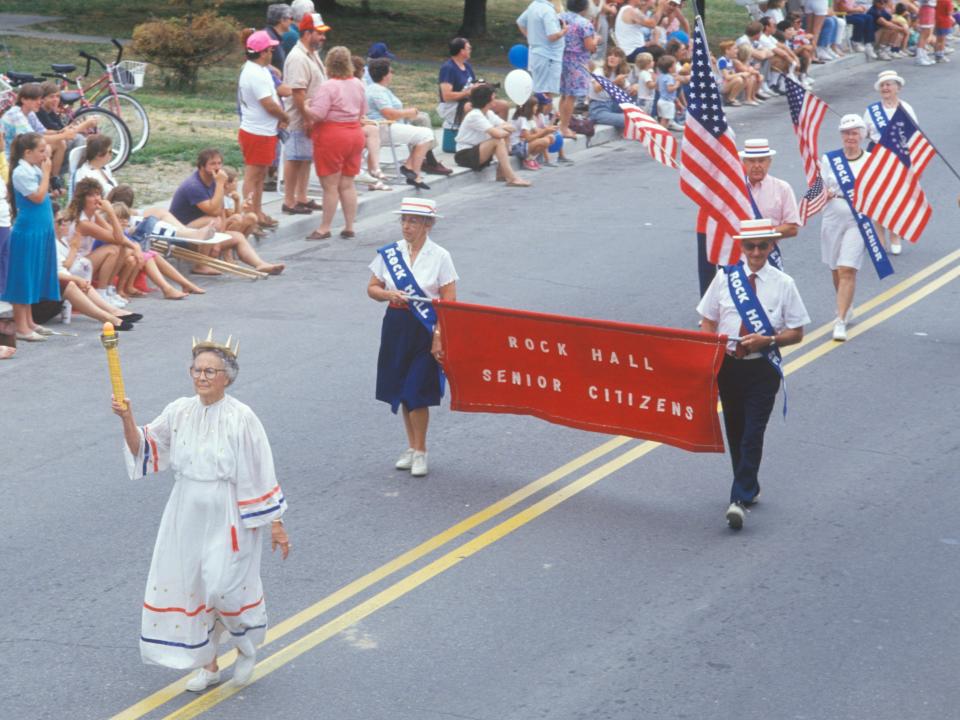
[507,44,529,69]
[548,131,563,153]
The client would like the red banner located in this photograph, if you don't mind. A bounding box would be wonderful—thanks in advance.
[436,301,727,453]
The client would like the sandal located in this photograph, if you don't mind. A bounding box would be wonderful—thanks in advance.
[306,230,332,240]
[340,230,356,239]
[368,180,394,192]
[369,168,387,181]
[259,216,279,228]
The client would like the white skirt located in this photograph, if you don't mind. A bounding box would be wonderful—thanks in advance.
[821,205,867,271]
[140,476,267,670]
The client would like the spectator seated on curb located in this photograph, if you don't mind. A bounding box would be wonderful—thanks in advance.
[107,184,218,252]
[587,46,629,130]
[350,55,393,192]
[777,18,815,86]
[870,0,911,57]
[36,81,95,155]
[363,42,396,85]
[717,40,759,106]
[453,84,531,187]
[367,58,443,191]
[436,37,510,133]
[736,21,777,98]
[510,98,555,171]
[221,169,263,239]
[836,0,880,60]
[168,149,285,276]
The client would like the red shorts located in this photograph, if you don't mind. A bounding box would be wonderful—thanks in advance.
[312,121,364,177]
[238,128,277,166]
[918,5,935,27]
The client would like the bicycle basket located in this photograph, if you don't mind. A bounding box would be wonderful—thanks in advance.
[111,60,147,91]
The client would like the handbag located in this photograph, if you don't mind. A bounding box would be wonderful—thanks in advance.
[569,114,595,138]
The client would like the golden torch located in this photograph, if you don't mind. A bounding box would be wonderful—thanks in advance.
[100,322,127,410]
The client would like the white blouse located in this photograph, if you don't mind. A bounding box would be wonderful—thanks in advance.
[368,238,459,299]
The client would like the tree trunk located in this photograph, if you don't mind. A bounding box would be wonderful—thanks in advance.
[458,0,487,38]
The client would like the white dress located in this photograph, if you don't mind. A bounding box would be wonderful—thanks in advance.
[124,394,287,669]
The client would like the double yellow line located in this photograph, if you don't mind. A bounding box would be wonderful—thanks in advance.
[113,248,960,720]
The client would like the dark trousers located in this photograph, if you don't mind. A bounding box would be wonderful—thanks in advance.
[846,14,876,44]
[718,355,781,503]
[697,231,717,297]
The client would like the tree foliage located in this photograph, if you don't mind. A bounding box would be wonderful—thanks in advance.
[132,11,241,91]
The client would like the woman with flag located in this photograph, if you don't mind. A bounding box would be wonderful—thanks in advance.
[819,114,872,342]
[862,69,917,256]
[367,198,458,478]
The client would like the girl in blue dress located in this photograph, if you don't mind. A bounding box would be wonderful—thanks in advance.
[2,132,60,342]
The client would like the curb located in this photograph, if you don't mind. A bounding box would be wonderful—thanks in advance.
[257,123,623,248]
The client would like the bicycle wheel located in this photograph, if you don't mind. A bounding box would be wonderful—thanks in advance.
[96,92,149,153]
[74,106,132,171]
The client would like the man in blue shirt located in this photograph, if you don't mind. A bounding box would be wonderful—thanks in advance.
[517,0,570,99]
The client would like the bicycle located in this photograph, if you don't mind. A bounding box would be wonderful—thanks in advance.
[1,68,132,171]
[44,39,150,155]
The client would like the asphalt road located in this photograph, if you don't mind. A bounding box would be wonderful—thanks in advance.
[2,57,959,720]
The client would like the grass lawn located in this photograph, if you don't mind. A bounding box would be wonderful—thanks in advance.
[704,0,752,45]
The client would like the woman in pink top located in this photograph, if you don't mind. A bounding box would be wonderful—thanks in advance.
[307,46,367,240]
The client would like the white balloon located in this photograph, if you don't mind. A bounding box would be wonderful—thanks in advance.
[504,69,533,106]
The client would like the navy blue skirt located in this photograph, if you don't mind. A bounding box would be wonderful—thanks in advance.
[376,307,443,414]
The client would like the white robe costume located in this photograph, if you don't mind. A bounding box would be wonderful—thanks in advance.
[124,394,287,670]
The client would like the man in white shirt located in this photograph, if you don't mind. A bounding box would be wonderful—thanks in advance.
[281,12,329,215]
[697,218,810,530]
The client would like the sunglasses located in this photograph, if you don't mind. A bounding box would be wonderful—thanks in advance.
[741,241,770,251]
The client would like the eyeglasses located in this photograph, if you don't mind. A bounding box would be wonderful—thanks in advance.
[189,366,226,380]
[741,241,770,251]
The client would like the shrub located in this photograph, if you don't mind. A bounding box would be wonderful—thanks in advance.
[132,11,242,92]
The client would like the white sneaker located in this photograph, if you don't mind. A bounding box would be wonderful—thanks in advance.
[410,451,428,477]
[667,121,685,131]
[877,48,893,61]
[185,668,221,692]
[395,448,415,470]
[832,319,847,342]
[107,287,129,307]
[865,44,878,59]
[725,503,745,530]
[936,54,949,63]
[844,307,855,325]
[851,41,865,52]
[890,242,902,255]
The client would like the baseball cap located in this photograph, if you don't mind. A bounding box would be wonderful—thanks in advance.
[367,42,396,60]
[299,12,330,32]
[246,30,279,53]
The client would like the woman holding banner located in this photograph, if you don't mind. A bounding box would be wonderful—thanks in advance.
[367,198,458,478]
[819,114,871,343]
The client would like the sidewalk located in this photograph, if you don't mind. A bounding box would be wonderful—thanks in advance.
[255,122,624,251]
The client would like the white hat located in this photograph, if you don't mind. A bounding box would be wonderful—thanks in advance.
[392,197,442,218]
[732,218,782,241]
[874,69,905,91]
[838,113,867,132]
[738,138,776,158]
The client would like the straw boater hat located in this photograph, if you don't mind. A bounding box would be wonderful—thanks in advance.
[732,218,782,241]
[392,197,442,218]
[874,69,905,91]
[738,138,777,159]
[838,113,867,132]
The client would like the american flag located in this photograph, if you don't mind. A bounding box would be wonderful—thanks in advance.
[589,69,678,168]
[784,77,828,223]
[854,106,933,243]
[680,17,753,265]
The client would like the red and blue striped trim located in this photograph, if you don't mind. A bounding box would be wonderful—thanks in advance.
[240,496,285,520]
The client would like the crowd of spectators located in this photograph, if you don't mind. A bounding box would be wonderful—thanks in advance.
[714,0,958,107]
[4,0,957,358]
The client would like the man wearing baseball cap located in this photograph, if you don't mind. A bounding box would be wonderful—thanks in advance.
[281,12,329,215]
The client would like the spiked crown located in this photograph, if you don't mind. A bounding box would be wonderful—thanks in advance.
[192,329,240,360]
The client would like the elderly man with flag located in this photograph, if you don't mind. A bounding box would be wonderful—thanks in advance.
[697,218,810,530]
[739,138,800,270]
